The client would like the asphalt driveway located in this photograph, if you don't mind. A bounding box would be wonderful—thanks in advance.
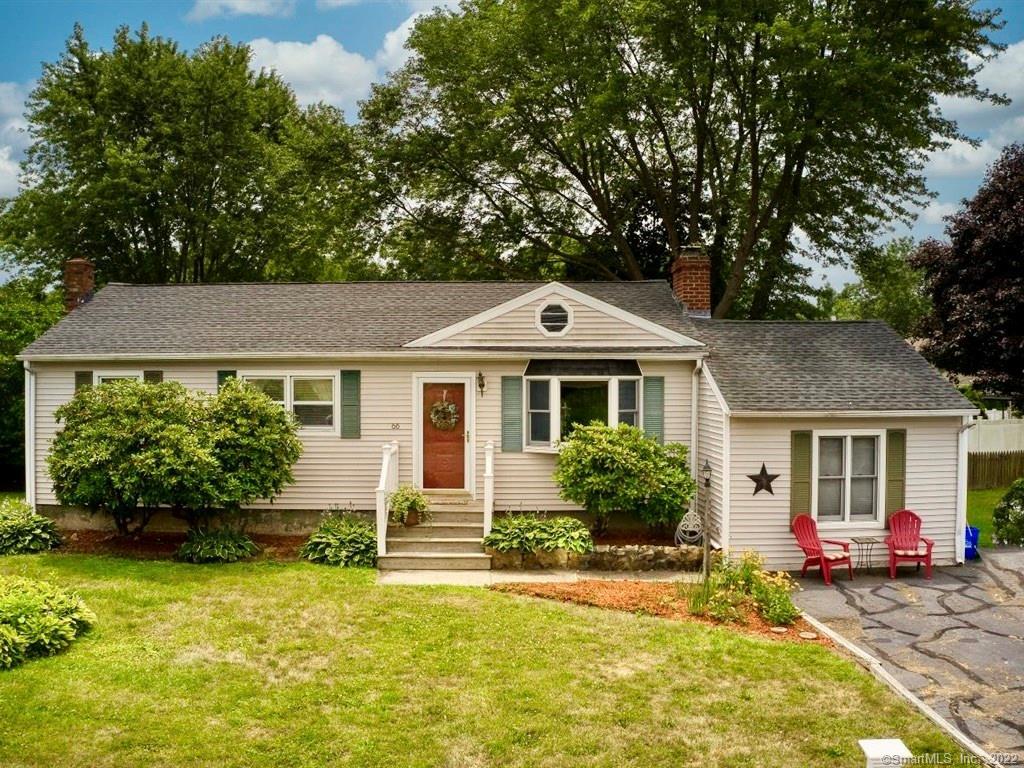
[793,549,1024,761]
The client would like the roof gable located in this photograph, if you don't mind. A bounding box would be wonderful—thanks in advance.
[405,282,703,349]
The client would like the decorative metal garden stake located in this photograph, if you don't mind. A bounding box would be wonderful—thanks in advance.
[701,459,712,579]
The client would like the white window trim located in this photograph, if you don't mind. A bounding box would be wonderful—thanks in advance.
[523,375,642,452]
[535,301,574,337]
[239,371,340,435]
[93,370,143,384]
[811,428,886,529]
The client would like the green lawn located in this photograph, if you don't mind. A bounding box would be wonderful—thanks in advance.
[967,486,1008,547]
[0,555,964,767]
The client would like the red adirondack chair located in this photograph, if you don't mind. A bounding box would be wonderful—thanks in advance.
[791,514,853,586]
[886,509,934,579]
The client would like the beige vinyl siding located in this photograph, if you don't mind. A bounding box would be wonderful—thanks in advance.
[696,370,727,546]
[434,294,682,348]
[727,416,962,569]
[32,358,695,514]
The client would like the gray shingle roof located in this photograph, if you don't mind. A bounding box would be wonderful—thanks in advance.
[693,319,972,412]
[21,280,699,358]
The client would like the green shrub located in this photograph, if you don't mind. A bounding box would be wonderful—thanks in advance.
[0,576,95,670]
[48,379,220,535]
[176,528,259,564]
[47,378,303,536]
[554,423,697,533]
[300,515,377,567]
[684,552,800,626]
[388,485,431,525]
[993,479,1024,546]
[0,498,61,554]
[483,515,593,554]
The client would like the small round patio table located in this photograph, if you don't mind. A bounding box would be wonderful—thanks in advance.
[851,536,883,571]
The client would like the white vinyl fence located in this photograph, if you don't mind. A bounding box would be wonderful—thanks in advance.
[968,419,1024,453]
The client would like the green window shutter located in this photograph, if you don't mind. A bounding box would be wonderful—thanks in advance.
[642,376,665,443]
[143,370,163,384]
[790,431,812,521]
[74,371,93,392]
[885,429,907,523]
[217,370,236,390]
[501,376,523,452]
[340,370,361,438]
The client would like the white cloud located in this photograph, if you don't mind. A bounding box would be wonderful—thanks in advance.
[936,41,1024,125]
[249,34,379,115]
[920,200,958,225]
[0,81,31,199]
[315,0,362,8]
[248,10,427,116]
[926,114,1024,178]
[186,0,295,22]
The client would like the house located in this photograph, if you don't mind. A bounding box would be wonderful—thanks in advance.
[19,252,975,570]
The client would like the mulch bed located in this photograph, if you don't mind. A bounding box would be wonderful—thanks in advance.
[57,529,307,560]
[493,580,831,645]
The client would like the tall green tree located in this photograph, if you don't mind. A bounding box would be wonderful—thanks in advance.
[360,0,1000,317]
[911,144,1024,400]
[832,239,932,337]
[0,279,62,487]
[0,25,366,285]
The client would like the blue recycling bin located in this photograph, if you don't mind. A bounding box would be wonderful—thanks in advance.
[965,526,980,560]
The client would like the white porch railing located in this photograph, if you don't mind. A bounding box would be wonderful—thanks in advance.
[375,441,399,556]
[483,440,495,536]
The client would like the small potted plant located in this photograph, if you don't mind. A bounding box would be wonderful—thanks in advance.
[389,485,431,527]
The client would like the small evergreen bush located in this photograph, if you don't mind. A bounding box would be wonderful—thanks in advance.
[0,499,61,555]
[300,515,377,567]
[993,479,1024,546]
[175,528,259,564]
[0,576,95,670]
[483,515,593,554]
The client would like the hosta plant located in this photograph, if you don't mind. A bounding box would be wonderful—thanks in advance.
[300,514,377,568]
[0,576,95,670]
[176,528,259,564]
[0,499,61,555]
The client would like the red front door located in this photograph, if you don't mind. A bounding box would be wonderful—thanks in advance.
[422,382,466,489]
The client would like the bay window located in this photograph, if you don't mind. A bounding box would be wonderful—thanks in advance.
[525,375,641,449]
[241,373,337,432]
[812,431,885,525]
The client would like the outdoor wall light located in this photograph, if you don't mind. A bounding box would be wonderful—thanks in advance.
[477,371,486,395]
[701,459,712,488]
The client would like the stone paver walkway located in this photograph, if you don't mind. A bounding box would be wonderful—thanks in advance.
[794,549,1024,761]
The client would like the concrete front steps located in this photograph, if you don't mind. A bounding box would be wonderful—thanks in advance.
[377,492,492,571]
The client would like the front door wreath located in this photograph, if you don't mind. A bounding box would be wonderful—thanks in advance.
[429,390,461,431]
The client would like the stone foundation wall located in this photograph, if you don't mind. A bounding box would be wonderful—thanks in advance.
[36,505,368,536]
[487,544,702,571]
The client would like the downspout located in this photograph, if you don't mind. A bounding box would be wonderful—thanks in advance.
[690,359,702,483]
[23,361,35,508]
[955,417,974,565]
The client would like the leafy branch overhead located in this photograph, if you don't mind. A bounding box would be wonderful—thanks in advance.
[358,0,1002,317]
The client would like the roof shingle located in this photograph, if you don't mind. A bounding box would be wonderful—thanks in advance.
[21,280,697,358]
[693,319,971,412]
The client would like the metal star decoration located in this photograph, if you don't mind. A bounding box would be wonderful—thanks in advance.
[747,463,779,495]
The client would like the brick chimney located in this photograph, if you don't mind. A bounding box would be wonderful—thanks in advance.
[670,244,711,316]
[63,258,95,313]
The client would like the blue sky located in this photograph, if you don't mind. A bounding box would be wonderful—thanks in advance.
[0,0,1021,287]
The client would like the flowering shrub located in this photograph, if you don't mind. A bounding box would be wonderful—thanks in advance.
[685,551,800,626]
